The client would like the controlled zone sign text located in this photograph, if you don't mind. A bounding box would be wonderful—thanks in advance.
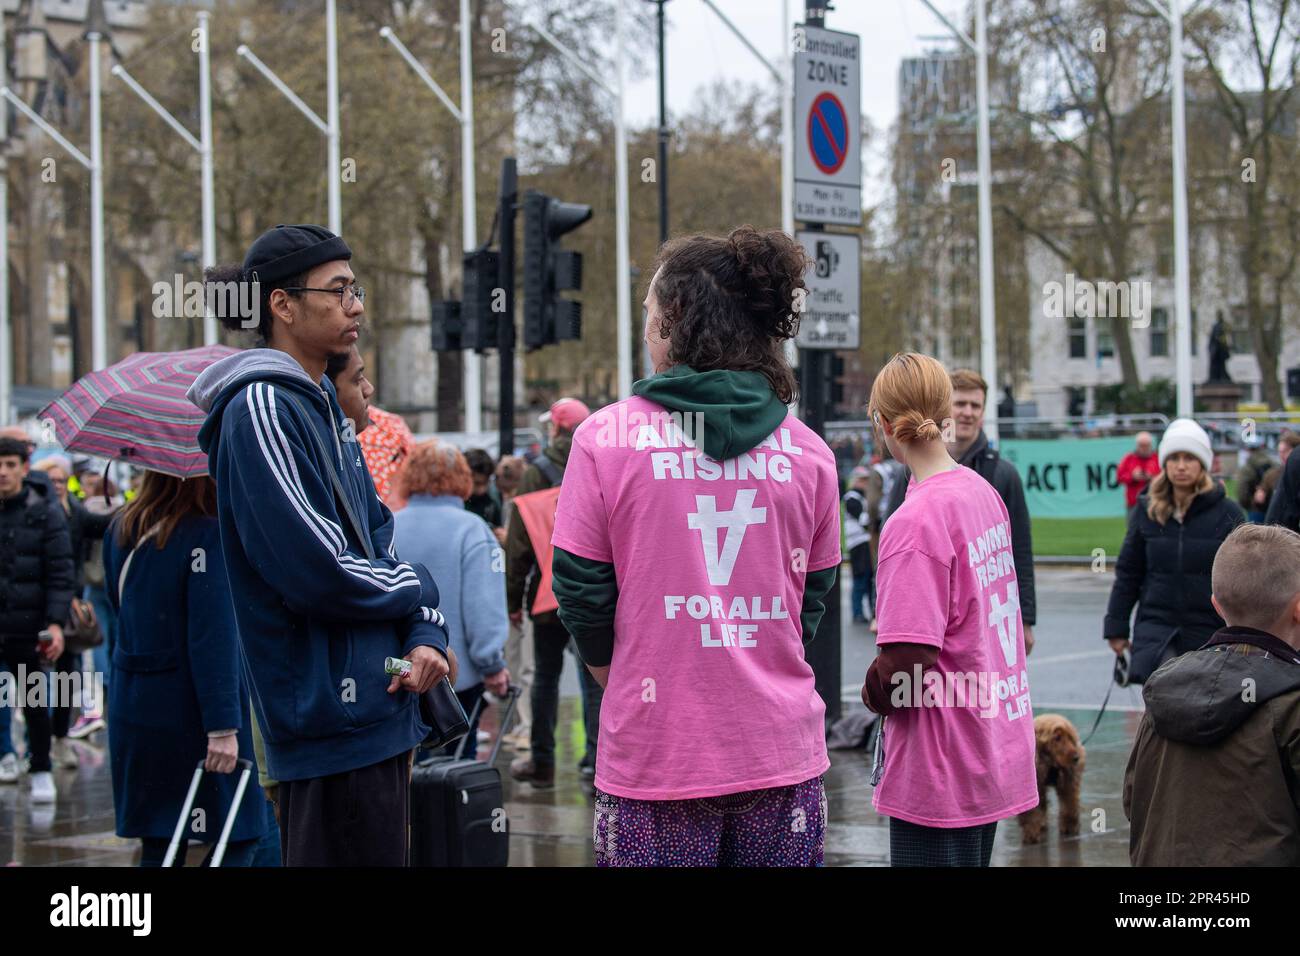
[796,231,860,350]
[794,25,861,226]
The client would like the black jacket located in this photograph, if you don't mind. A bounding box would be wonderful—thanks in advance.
[888,431,1037,625]
[956,431,1036,626]
[0,477,76,640]
[62,494,113,593]
[1264,450,1300,531]
[1104,483,1245,684]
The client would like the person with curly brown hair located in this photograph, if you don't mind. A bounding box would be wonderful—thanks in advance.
[551,226,841,866]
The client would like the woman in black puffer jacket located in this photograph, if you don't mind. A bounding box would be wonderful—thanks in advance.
[1104,419,1245,684]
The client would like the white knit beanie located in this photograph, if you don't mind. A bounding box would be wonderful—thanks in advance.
[1157,418,1213,472]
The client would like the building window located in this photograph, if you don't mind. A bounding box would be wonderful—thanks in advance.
[1097,322,1115,359]
[1229,307,1252,354]
[1068,316,1086,358]
[1066,386,1086,417]
[1231,304,1281,356]
[1150,308,1169,357]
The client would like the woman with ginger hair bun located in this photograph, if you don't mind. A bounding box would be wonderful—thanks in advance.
[861,352,1036,867]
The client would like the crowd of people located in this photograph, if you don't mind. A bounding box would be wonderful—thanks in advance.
[2,220,1298,868]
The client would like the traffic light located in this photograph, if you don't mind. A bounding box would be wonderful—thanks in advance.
[430,300,462,351]
[523,189,592,350]
[461,250,500,352]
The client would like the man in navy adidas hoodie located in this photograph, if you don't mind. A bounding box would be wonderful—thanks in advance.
[189,224,450,866]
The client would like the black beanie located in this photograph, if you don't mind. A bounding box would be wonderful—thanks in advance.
[241,224,352,285]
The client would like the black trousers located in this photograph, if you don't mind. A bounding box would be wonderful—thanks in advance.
[0,638,53,773]
[276,750,411,867]
[889,817,997,867]
[530,618,602,768]
[51,650,78,739]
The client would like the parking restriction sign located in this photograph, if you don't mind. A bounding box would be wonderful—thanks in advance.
[794,25,861,226]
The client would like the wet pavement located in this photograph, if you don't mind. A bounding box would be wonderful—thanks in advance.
[1,567,1137,867]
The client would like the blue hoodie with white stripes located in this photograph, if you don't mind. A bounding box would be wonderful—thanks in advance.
[190,349,449,782]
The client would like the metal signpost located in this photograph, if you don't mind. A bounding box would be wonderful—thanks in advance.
[794,2,861,725]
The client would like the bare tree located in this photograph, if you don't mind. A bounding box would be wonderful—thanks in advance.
[1186,0,1300,409]
[993,0,1174,392]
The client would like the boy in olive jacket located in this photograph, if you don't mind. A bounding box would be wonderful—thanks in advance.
[1125,523,1300,866]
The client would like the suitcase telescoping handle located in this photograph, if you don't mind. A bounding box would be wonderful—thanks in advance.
[454,685,522,765]
[163,758,255,868]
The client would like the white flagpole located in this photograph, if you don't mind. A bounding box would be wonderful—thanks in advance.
[88,31,107,370]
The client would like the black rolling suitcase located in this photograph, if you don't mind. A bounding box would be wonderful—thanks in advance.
[410,686,520,867]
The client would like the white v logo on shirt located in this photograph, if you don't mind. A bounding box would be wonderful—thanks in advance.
[687,489,768,586]
[988,581,1021,669]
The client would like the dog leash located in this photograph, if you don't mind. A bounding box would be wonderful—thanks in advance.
[1079,678,1114,747]
[1080,648,1133,747]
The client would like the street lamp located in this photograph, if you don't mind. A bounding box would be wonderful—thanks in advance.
[525,3,633,398]
[697,0,796,372]
[236,0,341,235]
[917,0,998,443]
[1144,0,1203,418]
[379,7,482,431]
[111,11,217,343]
[0,29,108,378]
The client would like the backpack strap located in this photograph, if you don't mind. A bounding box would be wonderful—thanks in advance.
[532,453,563,488]
[278,391,376,561]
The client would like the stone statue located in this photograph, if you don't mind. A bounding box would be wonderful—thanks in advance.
[1207,317,1232,383]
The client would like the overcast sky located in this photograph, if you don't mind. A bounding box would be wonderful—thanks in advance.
[620,0,967,210]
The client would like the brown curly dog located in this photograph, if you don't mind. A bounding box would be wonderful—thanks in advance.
[1018,713,1085,845]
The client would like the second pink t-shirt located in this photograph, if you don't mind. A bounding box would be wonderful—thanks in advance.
[872,465,1038,827]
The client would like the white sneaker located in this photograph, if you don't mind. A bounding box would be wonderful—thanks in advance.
[0,753,18,784]
[68,714,106,739]
[29,771,57,804]
[52,738,79,769]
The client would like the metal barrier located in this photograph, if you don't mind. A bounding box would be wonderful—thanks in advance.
[825,413,1171,444]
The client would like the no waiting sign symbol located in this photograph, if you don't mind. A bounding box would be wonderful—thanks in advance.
[807,91,849,176]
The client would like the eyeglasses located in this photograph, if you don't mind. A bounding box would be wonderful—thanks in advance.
[281,283,366,309]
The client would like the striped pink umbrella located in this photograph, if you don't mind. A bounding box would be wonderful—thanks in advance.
[38,345,238,478]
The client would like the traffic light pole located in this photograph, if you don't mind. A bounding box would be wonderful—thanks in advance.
[498,157,518,459]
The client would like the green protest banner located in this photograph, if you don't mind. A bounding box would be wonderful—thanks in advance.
[999,437,1135,518]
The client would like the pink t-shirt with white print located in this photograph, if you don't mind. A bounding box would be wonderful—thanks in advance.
[552,396,840,800]
[872,465,1038,828]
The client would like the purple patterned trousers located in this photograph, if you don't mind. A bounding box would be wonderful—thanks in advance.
[593,776,826,867]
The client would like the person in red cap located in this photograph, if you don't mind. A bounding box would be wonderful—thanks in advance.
[505,397,603,791]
